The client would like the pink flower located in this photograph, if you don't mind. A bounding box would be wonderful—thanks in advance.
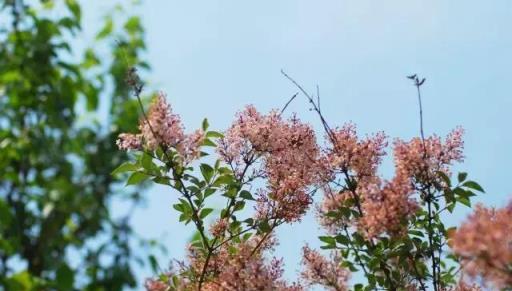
[450,203,512,289]
[209,218,228,237]
[326,123,388,179]
[301,246,349,291]
[117,93,204,163]
[179,129,205,163]
[116,133,142,151]
[140,92,185,151]
[220,106,324,222]
[161,236,302,290]
[144,278,168,291]
[359,174,418,238]
[442,280,482,291]
[393,127,464,184]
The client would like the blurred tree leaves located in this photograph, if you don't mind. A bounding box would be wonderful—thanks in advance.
[0,0,153,289]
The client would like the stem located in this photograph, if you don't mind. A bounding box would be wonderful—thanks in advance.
[426,191,439,291]
[342,226,370,278]
[416,84,425,144]
[410,76,440,291]
[132,83,210,252]
[280,92,298,115]
[212,226,257,251]
[249,223,276,258]
[409,254,428,291]
[198,249,212,290]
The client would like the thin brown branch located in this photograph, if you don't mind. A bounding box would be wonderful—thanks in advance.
[280,92,298,115]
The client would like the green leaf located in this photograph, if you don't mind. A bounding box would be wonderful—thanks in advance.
[179,213,190,223]
[126,172,150,185]
[148,255,159,273]
[462,181,485,193]
[200,164,214,182]
[200,208,214,219]
[222,188,237,199]
[202,118,209,131]
[0,200,12,229]
[259,220,272,233]
[141,152,155,170]
[96,17,113,40]
[56,264,74,290]
[172,275,180,288]
[6,271,34,290]
[408,230,424,237]
[341,261,358,272]
[179,198,193,215]
[214,175,234,187]
[242,232,253,241]
[230,220,242,231]
[443,188,455,204]
[456,196,471,207]
[206,131,224,139]
[447,202,456,213]
[204,188,216,198]
[112,162,139,175]
[320,244,336,250]
[202,138,216,147]
[173,203,184,212]
[457,172,468,183]
[124,16,141,35]
[65,0,81,20]
[58,17,79,31]
[234,201,245,211]
[153,176,171,185]
[319,236,336,245]
[239,190,255,201]
[335,235,350,245]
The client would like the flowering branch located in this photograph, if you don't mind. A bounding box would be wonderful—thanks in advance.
[115,68,493,291]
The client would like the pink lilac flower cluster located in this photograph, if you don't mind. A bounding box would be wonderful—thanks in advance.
[301,245,349,291]
[219,105,323,222]
[144,279,168,291]
[326,123,387,179]
[393,127,464,184]
[318,126,465,239]
[359,175,418,238]
[318,124,418,238]
[441,281,482,291]
[116,133,143,151]
[450,203,512,289]
[116,93,204,163]
[139,92,185,150]
[208,218,228,237]
[146,237,303,291]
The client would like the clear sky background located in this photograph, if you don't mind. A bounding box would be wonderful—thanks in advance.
[77,0,512,288]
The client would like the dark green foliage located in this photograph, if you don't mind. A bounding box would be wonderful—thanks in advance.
[0,0,151,289]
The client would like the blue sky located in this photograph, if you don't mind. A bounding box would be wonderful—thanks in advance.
[78,0,512,288]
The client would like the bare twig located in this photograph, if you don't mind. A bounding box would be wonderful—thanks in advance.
[407,74,427,147]
[280,92,298,115]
